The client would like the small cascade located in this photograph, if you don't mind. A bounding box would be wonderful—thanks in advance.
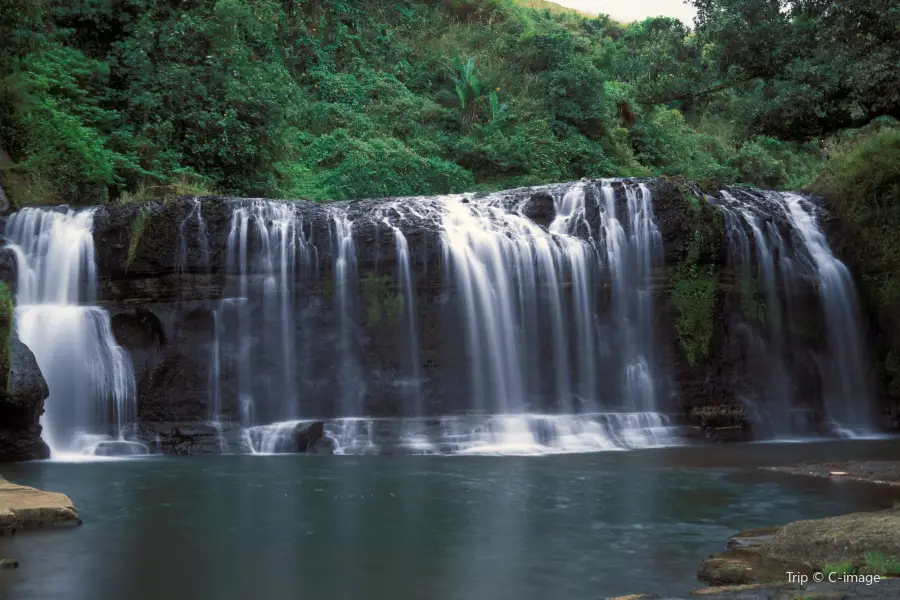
[175,198,228,450]
[781,193,874,435]
[207,306,222,424]
[713,189,874,436]
[598,182,664,412]
[245,420,305,454]
[224,201,308,425]
[381,214,425,417]
[439,194,572,413]
[5,208,143,456]
[717,191,795,435]
[330,207,365,417]
[244,414,677,456]
[177,198,210,273]
[434,180,668,416]
[549,184,599,407]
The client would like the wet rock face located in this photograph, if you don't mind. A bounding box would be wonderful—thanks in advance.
[0,333,50,462]
[86,179,856,437]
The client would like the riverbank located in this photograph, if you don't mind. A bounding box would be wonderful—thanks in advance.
[610,506,900,599]
[611,459,900,599]
[0,477,80,534]
[764,460,900,486]
[611,578,900,599]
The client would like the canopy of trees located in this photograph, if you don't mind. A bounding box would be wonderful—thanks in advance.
[0,0,896,204]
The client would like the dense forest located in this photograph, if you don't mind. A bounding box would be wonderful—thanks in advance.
[1,0,897,206]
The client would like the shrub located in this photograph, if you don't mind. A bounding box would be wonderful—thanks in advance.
[814,126,900,307]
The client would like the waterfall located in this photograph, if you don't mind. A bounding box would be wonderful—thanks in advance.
[380,214,427,447]
[224,201,306,425]
[600,182,664,412]
[714,189,874,436]
[717,191,795,434]
[4,208,141,456]
[177,198,210,274]
[425,180,675,451]
[330,207,365,418]
[781,193,874,435]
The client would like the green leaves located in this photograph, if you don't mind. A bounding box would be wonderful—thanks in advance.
[453,52,484,126]
[0,0,893,207]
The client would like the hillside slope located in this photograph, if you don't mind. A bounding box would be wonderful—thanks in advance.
[0,0,895,205]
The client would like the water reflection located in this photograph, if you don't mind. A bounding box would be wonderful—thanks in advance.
[0,441,898,600]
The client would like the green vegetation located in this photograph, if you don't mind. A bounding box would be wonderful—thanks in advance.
[811,121,900,411]
[669,193,723,365]
[823,561,855,576]
[361,273,403,328]
[863,552,900,576]
[824,552,900,578]
[0,282,13,387]
[127,206,152,270]
[2,0,895,207]
[814,123,900,308]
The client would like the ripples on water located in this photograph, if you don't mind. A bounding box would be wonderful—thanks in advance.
[1,440,899,600]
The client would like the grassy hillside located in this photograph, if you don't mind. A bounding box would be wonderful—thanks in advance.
[0,0,895,205]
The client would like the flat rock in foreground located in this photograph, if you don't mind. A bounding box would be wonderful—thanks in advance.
[694,506,900,588]
[0,478,80,533]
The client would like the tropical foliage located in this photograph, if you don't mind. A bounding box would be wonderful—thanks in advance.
[0,0,896,205]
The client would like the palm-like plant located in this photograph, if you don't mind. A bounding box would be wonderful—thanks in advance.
[453,52,482,127]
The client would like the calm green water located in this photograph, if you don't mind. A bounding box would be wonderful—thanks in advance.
[1,440,899,600]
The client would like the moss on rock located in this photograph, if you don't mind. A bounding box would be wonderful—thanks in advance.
[668,188,723,366]
[361,273,403,328]
[0,282,12,387]
[126,206,151,270]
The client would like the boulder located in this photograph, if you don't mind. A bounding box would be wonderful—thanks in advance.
[520,191,556,228]
[0,332,50,462]
[295,421,325,452]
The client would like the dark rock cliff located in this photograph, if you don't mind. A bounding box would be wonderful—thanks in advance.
[86,178,855,443]
[0,177,885,459]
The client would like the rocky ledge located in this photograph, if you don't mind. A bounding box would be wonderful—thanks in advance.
[697,506,900,587]
[612,503,900,599]
[0,478,81,533]
[763,461,900,487]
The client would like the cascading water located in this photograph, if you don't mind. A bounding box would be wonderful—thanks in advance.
[600,182,664,412]
[713,189,874,436]
[423,180,675,453]
[178,198,210,274]
[379,211,430,449]
[782,193,874,435]
[224,201,307,425]
[717,191,795,434]
[241,181,676,455]
[4,208,142,456]
[330,207,365,418]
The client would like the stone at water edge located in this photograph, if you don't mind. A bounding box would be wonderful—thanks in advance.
[698,506,900,589]
[0,559,17,569]
[0,331,51,463]
[294,421,326,452]
[0,478,80,533]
